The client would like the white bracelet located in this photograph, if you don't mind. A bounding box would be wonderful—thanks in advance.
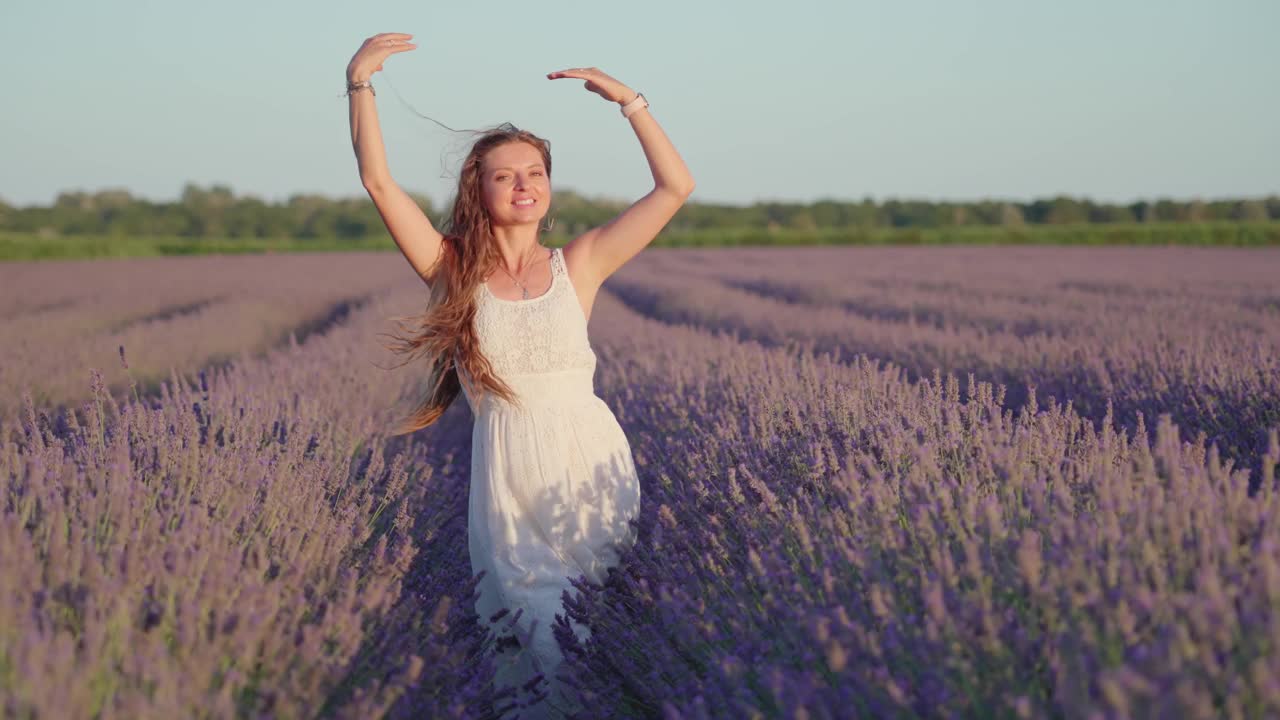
[621,93,648,118]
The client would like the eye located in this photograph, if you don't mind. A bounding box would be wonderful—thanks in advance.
[495,175,510,181]
[532,170,544,176]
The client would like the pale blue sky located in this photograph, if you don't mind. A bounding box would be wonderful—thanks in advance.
[2,0,1276,208]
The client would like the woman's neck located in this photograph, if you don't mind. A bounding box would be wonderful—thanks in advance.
[491,223,545,272]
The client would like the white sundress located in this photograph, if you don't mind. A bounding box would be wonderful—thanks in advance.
[456,245,641,719]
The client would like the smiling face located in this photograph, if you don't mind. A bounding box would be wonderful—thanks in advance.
[479,140,551,228]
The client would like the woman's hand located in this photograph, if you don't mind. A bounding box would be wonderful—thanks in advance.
[546,67,637,105]
[347,33,417,83]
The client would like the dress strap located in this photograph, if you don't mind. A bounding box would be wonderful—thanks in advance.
[551,246,564,277]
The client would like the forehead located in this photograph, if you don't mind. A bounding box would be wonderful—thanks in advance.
[481,141,544,170]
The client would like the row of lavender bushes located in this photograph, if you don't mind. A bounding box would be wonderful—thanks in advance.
[605,246,1280,487]
[1,282,510,718]
[556,290,1280,719]
[0,252,405,420]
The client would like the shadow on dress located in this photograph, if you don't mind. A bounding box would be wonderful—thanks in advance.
[474,431,642,720]
[325,392,642,720]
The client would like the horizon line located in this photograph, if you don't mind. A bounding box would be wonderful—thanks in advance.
[3,184,1279,210]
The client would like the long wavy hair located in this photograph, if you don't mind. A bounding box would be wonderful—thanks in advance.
[378,123,553,435]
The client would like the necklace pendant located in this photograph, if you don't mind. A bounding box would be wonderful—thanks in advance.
[522,288,529,299]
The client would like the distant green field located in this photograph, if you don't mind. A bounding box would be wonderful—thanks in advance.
[2,221,1277,261]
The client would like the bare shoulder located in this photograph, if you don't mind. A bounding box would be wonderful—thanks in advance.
[561,228,604,294]
[560,229,606,324]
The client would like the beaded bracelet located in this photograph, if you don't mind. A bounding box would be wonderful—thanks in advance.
[344,80,375,98]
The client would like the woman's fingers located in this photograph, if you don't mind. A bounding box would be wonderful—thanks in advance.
[547,67,597,79]
[373,39,416,56]
[373,41,414,71]
[365,34,414,52]
[546,66,631,103]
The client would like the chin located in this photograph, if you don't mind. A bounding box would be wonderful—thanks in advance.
[491,215,545,229]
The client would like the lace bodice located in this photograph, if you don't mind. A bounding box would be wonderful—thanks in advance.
[457,247,596,400]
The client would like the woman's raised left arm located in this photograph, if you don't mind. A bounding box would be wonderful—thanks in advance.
[548,67,696,286]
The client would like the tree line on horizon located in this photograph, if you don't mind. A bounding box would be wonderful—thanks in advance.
[1,183,1276,242]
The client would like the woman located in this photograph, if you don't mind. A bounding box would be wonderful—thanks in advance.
[345,33,694,718]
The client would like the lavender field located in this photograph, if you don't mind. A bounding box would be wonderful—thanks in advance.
[0,253,403,418]
[3,246,1279,719]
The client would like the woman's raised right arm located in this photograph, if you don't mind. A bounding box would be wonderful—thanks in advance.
[347,33,445,286]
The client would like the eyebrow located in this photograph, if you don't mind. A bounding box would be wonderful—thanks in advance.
[488,163,545,172]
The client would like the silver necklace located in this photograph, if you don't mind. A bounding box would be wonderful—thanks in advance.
[498,246,549,300]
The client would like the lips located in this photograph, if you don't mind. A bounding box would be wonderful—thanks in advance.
[512,198,536,207]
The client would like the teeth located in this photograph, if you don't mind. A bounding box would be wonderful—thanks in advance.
[514,199,535,206]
